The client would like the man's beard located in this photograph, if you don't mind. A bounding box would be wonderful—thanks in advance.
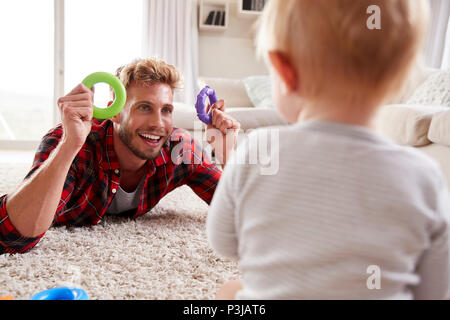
[118,124,168,161]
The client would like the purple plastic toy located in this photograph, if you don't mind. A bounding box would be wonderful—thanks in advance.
[195,86,218,125]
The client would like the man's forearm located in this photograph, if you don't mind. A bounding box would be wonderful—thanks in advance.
[6,142,79,237]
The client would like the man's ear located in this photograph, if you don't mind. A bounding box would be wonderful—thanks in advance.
[108,101,121,123]
[267,51,298,93]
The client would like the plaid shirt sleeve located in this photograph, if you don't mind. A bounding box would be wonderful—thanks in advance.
[186,163,222,205]
[0,125,73,254]
[178,130,222,204]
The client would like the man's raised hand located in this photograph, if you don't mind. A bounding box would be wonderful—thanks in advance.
[206,100,241,166]
[57,84,94,151]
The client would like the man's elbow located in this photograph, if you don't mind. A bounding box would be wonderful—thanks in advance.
[0,237,41,255]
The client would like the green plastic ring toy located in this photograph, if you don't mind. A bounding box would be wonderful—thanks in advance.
[82,72,127,119]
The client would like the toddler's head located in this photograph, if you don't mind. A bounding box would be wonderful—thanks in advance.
[257,0,429,123]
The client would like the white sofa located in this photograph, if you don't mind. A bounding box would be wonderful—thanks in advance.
[173,76,287,132]
[374,65,450,186]
[173,64,450,185]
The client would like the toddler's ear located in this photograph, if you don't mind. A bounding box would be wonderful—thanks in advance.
[268,51,298,94]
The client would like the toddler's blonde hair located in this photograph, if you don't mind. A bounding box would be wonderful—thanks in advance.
[257,0,429,106]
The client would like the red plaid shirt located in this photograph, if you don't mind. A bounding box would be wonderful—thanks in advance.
[0,120,221,254]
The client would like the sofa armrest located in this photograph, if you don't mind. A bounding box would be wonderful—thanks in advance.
[374,104,445,146]
[428,110,450,147]
[173,102,286,131]
[173,102,199,130]
[388,61,439,104]
[227,108,287,130]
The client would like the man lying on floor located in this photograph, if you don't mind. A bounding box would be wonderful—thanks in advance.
[0,58,240,254]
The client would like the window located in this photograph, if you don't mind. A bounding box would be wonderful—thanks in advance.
[0,0,54,142]
[65,0,144,110]
[0,0,144,147]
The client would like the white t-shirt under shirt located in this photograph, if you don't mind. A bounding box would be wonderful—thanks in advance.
[106,177,145,215]
[207,120,450,299]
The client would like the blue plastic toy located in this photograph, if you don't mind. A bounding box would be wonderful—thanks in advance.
[30,287,88,300]
[195,86,218,125]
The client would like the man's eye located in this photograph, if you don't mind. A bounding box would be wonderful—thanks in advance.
[138,105,150,111]
[162,107,173,114]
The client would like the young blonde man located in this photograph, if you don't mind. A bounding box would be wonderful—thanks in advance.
[0,58,239,254]
[207,0,450,299]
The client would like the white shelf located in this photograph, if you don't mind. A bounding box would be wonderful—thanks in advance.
[199,0,229,32]
[237,0,265,19]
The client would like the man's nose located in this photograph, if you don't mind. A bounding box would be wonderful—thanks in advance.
[147,111,164,128]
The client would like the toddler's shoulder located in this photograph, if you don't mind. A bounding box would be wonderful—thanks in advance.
[383,143,441,174]
[372,142,447,193]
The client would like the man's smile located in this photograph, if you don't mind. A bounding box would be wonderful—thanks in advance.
[137,132,167,148]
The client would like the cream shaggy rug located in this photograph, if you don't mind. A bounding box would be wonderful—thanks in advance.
[0,160,240,300]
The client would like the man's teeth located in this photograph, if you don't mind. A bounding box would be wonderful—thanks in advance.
[139,133,161,140]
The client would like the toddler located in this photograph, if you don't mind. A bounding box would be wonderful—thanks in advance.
[207,0,450,299]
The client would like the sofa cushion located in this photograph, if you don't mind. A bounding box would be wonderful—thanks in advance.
[428,110,450,147]
[243,75,275,109]
[406,69,450,107]
[389,64,438,104]
[375,104,444,146]
[197,77,254,108]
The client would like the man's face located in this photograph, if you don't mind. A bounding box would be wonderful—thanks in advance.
[113,82,174,160]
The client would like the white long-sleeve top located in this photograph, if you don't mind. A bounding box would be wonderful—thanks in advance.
[207,120,450,299]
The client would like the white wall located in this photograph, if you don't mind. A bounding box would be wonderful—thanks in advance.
[198,0,269,79]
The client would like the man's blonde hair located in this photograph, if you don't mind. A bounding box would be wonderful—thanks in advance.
[114,57,182,95]
[257,0,430,106]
